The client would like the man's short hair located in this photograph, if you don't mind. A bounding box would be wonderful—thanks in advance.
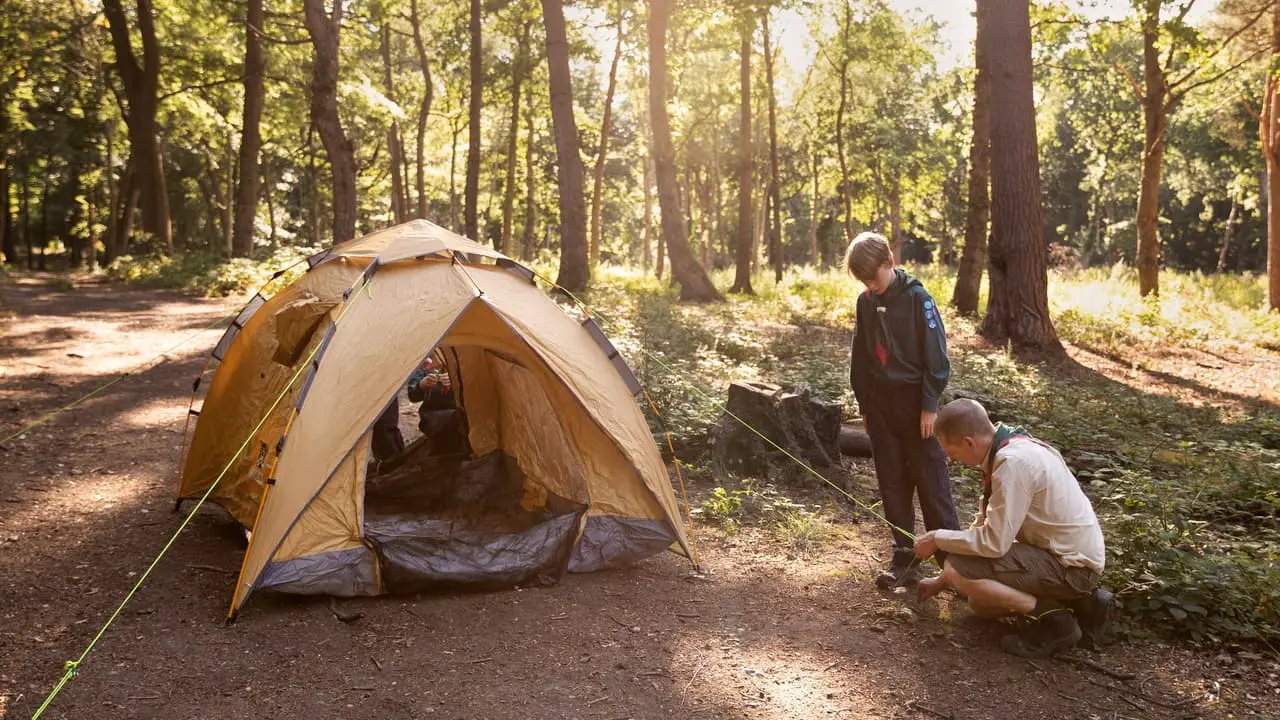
[935,398,995,441]
[843,232,893,282]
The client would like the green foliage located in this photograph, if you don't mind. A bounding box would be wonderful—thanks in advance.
[695,480,835,552]
[106,246,314,296]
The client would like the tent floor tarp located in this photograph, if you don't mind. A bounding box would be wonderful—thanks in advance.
[365,449,586,592]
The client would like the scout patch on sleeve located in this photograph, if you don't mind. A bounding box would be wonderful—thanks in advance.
[923,298,939,329]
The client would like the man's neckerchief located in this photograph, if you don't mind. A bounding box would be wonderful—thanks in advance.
[980,423,1036,514]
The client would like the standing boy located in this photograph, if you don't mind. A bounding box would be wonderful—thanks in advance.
[845,231,960,588]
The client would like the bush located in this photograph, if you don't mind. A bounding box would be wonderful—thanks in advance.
[107,246,315,297]
[694,480,835,552]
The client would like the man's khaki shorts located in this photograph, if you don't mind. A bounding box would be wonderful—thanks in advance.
[947,543,1100,602]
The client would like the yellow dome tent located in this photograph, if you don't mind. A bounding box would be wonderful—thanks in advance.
[176,220,692,619]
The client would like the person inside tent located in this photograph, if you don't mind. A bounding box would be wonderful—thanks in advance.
[407,352,467,455]
[370,398,406,463]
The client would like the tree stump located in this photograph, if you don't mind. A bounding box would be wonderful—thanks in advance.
[713,381,842,478]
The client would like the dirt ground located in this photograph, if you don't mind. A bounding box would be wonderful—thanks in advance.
[1,273,1277,720]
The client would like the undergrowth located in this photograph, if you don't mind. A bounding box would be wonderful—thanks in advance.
[106,246,315,296]
[694,480,836,554]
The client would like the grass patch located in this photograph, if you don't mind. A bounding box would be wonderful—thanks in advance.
[693,480,836,554]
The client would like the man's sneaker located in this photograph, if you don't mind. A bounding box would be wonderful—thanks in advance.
[1069,588,1114,650]
[875,563,920,590]
[1000,610,1082,658]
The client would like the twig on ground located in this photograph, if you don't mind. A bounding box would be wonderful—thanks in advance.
[675,612,700,618]
[127,694,162,700]
[1083,677,1189,709]
[1120,695,1146,712]
[586,696,609,706]
[640,670,669,677]
[469,657,494,664]
[683,654,709,696]
[906,699,954,720]
[607,614,630,628]
[1060,654,1136,680]
[822,660,841,672]
[370,656,383,671]
[186,564,233,574]
[1026,660,1046,672]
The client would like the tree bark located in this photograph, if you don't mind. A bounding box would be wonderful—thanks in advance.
[888,178,903,262]
[1216,194,1239,273]
[410,0,433,219]
[650,0,720,300]
[223,135,235,253]
[1264,1,1280,310]
[979,0,1061,354]
[1136,0,1166,298]
[589,13,623,266]
[521,80,537,261]
[102,0,172,252]
[382,23,406,224]
[232,0,265,257]
[465,0,482,240]
[643,149,653,271]
[835,2,853,244]
[502,20,531,256]
[542,0,590,290]
[449,116,461,231]
[808,144,820,265]
[0,99,12,265]
[954,0,991,316]
[303,0,357,243]
[763,8,782,282]
[731,12,755,295]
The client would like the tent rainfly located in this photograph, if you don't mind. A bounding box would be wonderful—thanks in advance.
[176,220,692,618]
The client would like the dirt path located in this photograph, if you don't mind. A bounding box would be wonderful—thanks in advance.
[1,274,1275,720]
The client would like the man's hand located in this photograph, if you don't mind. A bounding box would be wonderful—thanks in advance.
[913,530,937,560]
[916,575,947,604]
[920,410,937,439]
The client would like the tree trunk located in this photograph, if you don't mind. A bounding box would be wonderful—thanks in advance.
[382,23,406,224]
[1217,194,1239,273]
[303,0,357,243]
[1136,0,1166,298]
[223,135,235,254]
[104,126,118,266]
[589,13,623,267]
[954,0,991,316]
[465,0,482,240]
[264,159,277,247]
[521,81,537,261]
[307,133,321,245]
[502,20,531,256]
[649,0,719,300]
[542,0,590,290]
[102,0,172,252]
[19,169,30,269]
[763,9,782,282]
[1264,2,1280,310]
[0,153,11,266]
[450,117,461,231]
[232,0,265,257]
[835,2,853,244]
[889,179,903,262]
[410,0,433,219]
[979,0,1061,354]
[730,12,755,295]
[642,150,653,271]
[115,162,140,261]
[808,145,820,265]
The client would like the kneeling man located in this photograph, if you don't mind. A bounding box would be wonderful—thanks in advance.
[912,399,1113,657]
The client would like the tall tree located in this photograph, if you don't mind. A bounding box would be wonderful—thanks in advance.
[763,7,782,283]
[1263,1,1280,310]
[231,0,265,257]
[589,10,624,266]
[541,0,590,290]
[835,1,853,244]
[521,79,537,261]
[465,0,481,240]
[102,0,171,252]
[954,0,991,316]
[649,0,722,301]
[1131,0,1270,296]
[303,0,357,243]
[381,23,406,224]
[730,10,755,295]
[502,16,532,256]
[980,0,1061,353]
[409,0,433,219]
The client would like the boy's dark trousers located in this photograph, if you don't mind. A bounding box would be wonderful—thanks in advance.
[863,382,960,567]
[371,397,406,461]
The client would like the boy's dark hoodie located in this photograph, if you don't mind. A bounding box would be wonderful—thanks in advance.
[850,268,949,413]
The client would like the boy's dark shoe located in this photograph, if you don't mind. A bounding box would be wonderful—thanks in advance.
[1069,588,1114,650]
[1000,610,1082,658]
[875,562,920,590]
